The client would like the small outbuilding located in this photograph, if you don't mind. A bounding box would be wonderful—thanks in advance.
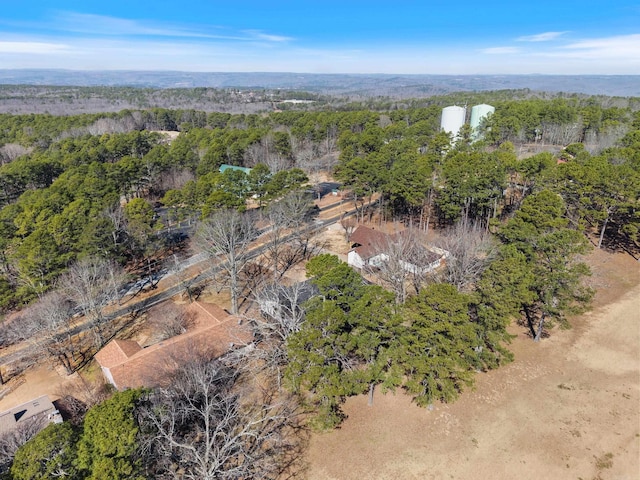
[0,395,62,436]
[219,164,252,175]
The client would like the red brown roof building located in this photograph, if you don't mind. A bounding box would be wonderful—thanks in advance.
[95,301,253,390]
[347,225,447,273]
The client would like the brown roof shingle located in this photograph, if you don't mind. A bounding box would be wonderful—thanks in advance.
[349,225,391,260]
[95,302,252,390]
[94,339,142,369]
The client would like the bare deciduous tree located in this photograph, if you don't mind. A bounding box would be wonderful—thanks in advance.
[263,191,314,279]
[541,122,582,146]
[86,117,130,135]
[102,203,129,251]
[196,209,258,315]
[252,281,312,386]
[53,395,88,425]
[290,136,315,170]
[370,233,412,304]
[434,220,497,292]
[156,167,195,193]
[254,282,310,342]
[0,143,31,165]
[264,203,290,280]
[138,358,304,480]
[0,416,47,474]
[370,228,439,303]
[243,142,266,168]
[281,190,324,265]
[59,257,127,347]
[340,215,357,241]
[22,291,86,374]
[148,305,195,341]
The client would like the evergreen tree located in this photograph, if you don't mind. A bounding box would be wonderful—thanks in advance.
[11,423,77,480]
[75,390,144,480]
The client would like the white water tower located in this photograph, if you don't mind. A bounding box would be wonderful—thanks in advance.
[470,104,495,141]
[440,105,466,140]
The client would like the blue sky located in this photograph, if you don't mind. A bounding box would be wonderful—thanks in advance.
[0,1,638,74]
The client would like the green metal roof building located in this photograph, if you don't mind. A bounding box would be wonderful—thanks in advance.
[219,164,252,175]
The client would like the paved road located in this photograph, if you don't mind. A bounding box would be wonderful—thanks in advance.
[0,204,360,368]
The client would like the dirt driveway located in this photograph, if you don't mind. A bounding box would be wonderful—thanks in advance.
[306,249,640,480]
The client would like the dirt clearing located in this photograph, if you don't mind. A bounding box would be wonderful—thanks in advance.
[306,249,640,480]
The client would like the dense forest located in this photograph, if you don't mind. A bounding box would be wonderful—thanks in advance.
[0,96,637,309]
[0,92,638,478]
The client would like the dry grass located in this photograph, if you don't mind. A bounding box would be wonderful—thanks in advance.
[305,248,640,480]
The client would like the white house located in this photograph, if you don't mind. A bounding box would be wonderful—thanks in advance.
[347,225,448,274]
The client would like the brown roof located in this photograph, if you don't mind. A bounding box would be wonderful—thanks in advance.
[350,225,443,266]
[349,225,391,260]
[94,339,142,368]
[185,301,230,327]
[95,301,252,390]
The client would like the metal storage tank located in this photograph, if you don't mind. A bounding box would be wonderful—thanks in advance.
[470,104,495,140]
[440,106,466,139]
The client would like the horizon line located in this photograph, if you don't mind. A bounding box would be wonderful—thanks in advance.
[0,68,638,77]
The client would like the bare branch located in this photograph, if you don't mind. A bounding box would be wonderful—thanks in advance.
[434,220,497,292]
[59,257,128,347]
[138,358,305,480]
[195,209,259,315]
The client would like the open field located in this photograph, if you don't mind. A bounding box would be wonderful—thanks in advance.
[305,248,640,480]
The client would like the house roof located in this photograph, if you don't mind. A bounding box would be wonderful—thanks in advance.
[349,225,391,260]
[186,301,229,327]
[0,395,57,435]
[349,225,443,266]
[94,339,142,369]
[219,164,252,175]
[95,301,253,390]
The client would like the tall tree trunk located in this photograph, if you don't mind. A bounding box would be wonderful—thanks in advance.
[534,313,546,342]
[368,383,375,406]
[230,272,239,315]
[597,214,609,249]
[524,306,537,339]
[57,353,74,375]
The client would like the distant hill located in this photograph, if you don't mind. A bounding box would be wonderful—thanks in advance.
[0,70,638,97]
[0,70,638,115]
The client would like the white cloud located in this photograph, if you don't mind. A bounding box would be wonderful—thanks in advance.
[51,11,294,44]
[1,29,638,74]
[243,30,293,43]
[517,31,568,42]
[0,41,71,54]
[54,12,225,38]
[480,47,520,54]
[559,34,640,59]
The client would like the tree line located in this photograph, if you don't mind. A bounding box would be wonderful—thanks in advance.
[0,98,637,334]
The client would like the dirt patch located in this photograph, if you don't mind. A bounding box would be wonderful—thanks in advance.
[305,249,640,480]
[320,223,351,259]
[0,365,91,412]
